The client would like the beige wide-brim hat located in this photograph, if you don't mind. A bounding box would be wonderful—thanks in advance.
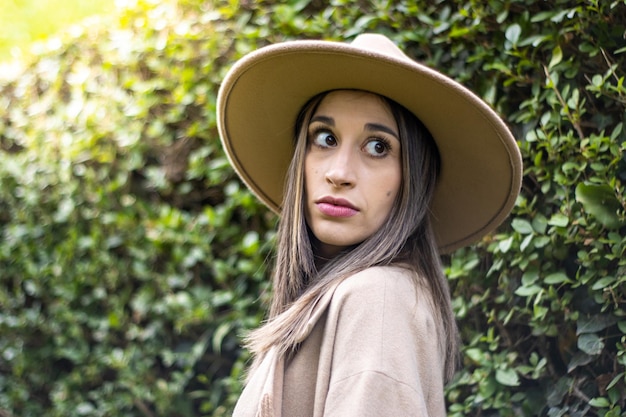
[217,33,523,253]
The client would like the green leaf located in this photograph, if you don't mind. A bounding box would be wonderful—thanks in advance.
[548,213,569,227]
[577,333,604,355]
[241,230,260,255]
[589,397,610,408]
[567,351,594,372]
[521,270,539,286]
[212,322,233,354]
[575,183,624,229]
[531,214,548,234]
[549,45,563,69]
[610,122,623,140]
[505,24,522,46]
[544,272,571,285]
[577,315,617,335]
[531,11,557,23]
[606,372,624,391]
[515,284,542,297]
[520,233,534,251]
[499,236,514,253]
[465,348,485,364]
[533,236,550,248]
[496,368,520,386]
[512,218,534,234]
[592,275,617,290]
[479,376,498,399]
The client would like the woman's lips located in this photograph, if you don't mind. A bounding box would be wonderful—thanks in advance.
[315,197,359,218]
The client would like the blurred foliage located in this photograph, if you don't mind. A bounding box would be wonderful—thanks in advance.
[0,0,625,416]
[0,0,112,62]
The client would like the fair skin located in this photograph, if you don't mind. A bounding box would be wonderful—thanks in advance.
[304,90,402,259]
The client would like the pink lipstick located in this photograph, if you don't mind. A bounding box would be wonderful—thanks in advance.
[315,197,359,218]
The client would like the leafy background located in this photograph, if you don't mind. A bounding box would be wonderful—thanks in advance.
[0,0,624,416]
[0,0,110,61]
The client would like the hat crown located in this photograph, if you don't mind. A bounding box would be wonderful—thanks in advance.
[351,34,409,62]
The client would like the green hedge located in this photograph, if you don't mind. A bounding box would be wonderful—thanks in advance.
[0,0,624,416]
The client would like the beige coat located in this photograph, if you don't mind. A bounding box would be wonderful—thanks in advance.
[233,266,446,417]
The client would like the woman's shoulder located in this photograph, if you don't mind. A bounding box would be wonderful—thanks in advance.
[327,265,441,359]
[335,265,418,296]
[332,265,434,315]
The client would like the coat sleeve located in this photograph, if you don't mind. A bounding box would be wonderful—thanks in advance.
[322,267,446,417]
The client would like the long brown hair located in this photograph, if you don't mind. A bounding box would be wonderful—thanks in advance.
[244,90,458,382]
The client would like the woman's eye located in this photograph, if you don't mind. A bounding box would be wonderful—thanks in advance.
[364,139,390,157]
[312,131,337,148]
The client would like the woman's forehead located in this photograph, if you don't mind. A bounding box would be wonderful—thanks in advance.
[311,90,397,130]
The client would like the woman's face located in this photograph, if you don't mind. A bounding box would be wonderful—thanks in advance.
[304,90,402,259]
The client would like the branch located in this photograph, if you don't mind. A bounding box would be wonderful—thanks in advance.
[543,64,586,140]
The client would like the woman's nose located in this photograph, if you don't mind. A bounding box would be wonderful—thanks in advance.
[324,148,356,188]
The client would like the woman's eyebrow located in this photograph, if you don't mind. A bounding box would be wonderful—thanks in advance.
[365,123,399,139]
[310,116,399,140]
[310,115,334,126]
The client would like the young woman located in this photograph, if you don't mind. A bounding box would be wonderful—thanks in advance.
[218,34,522,416]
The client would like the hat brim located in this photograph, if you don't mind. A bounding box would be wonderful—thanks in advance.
[217,38,522,253]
